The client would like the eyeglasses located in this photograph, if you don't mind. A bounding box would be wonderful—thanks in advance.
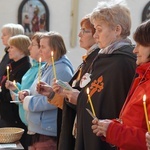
[30,43,39,47]
[80,28,92,35]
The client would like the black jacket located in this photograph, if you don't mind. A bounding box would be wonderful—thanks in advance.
[0,47,12,83]
[58,48,100,150]
[76,45,136,150]
[0,56,31,126]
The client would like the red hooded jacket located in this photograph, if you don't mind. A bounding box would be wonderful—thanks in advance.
[106,62,150,150]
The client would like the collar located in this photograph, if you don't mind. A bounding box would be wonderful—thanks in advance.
[136,62,150,79]
[87,44,99,55]
[4,47,10,53]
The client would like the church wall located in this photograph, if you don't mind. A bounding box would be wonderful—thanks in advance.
[0,0,149,69]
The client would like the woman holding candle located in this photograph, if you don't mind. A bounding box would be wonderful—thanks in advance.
[0,23,24,83]
[37,14,100,150]
[92,19,150,150]
[67,1,136,149]
[0,34,31,149]
[19,31,74,150]
[5,32,45,126]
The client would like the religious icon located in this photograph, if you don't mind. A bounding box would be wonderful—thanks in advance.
[18,0,49,37]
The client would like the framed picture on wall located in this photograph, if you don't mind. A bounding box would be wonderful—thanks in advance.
[142,1,150,22]
[18,0,49,36]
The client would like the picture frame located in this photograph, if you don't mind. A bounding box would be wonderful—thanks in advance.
[142,1,150,22]
[18,0,49,36]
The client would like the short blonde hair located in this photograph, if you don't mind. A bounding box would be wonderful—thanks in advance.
[1,23,24,36]
[8,35,30,56]
[41,31,67,61]
[90,0,131,38]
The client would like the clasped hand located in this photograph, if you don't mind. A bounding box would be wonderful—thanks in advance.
[5,80,16,91]
[92,118,112,137]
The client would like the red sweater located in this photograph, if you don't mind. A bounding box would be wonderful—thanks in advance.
[106,62,150,150]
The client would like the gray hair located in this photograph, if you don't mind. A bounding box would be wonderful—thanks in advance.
[1,23,24,36]
[90,0,131,38]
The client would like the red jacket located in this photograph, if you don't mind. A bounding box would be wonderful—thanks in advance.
[106,62,150,150]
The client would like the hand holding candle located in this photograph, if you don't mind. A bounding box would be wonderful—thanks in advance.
[13,80,20,91]
[7,66,9,80]
[143,94,150,132]
[87,87,96,117]
[51,51,57,79]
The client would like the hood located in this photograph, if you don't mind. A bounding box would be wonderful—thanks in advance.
[55,55,74,74]
[113,45,136,59]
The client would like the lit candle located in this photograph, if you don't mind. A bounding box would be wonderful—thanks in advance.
[143,94,150,132]
[51,51,57,79]
[38,57,42,83]
[86,87,96,117]
[13,80,20,91]
[7,66,9,80]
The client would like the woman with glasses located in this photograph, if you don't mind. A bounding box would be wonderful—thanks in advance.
[5,32,45,149]
[5,32,45,126]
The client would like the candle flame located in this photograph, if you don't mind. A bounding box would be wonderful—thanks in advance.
[7,66,9,70]
[86,87,89,95]
[51,51,54,57]
[143,94,146,102]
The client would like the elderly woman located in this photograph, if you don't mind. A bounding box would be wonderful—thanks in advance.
[71,1,136,150]
[0,23,24,83]
[0,34,31,148]
[92,19,150,150]
[19,31,74,150]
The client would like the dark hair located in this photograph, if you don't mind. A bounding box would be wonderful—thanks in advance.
[41,31,67,61]
[133,20,150,47]
[31,32,43,48]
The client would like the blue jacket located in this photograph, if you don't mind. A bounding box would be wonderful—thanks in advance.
[23,55,74,136]
[11,59,45,125]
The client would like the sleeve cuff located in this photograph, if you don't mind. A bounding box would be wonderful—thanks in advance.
[23,96,33,111]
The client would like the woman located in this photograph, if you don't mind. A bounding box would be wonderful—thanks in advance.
[66,1,136,150]
[0,34,31,148]
[5,32,45,126]
[0,23,24,83]
[92,20,150,150]
[37,14,100,150]
[19,31,74,150]
[92,19,150,150]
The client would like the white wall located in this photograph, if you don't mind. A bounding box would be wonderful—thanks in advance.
[0,0,149,69]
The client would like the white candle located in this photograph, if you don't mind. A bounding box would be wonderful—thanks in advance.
[7,66,9,80]
[143,94,150,132]
[38,57,41,83]
[86,87,96,117]
[13,80,20,91]
[51,51,57,79]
